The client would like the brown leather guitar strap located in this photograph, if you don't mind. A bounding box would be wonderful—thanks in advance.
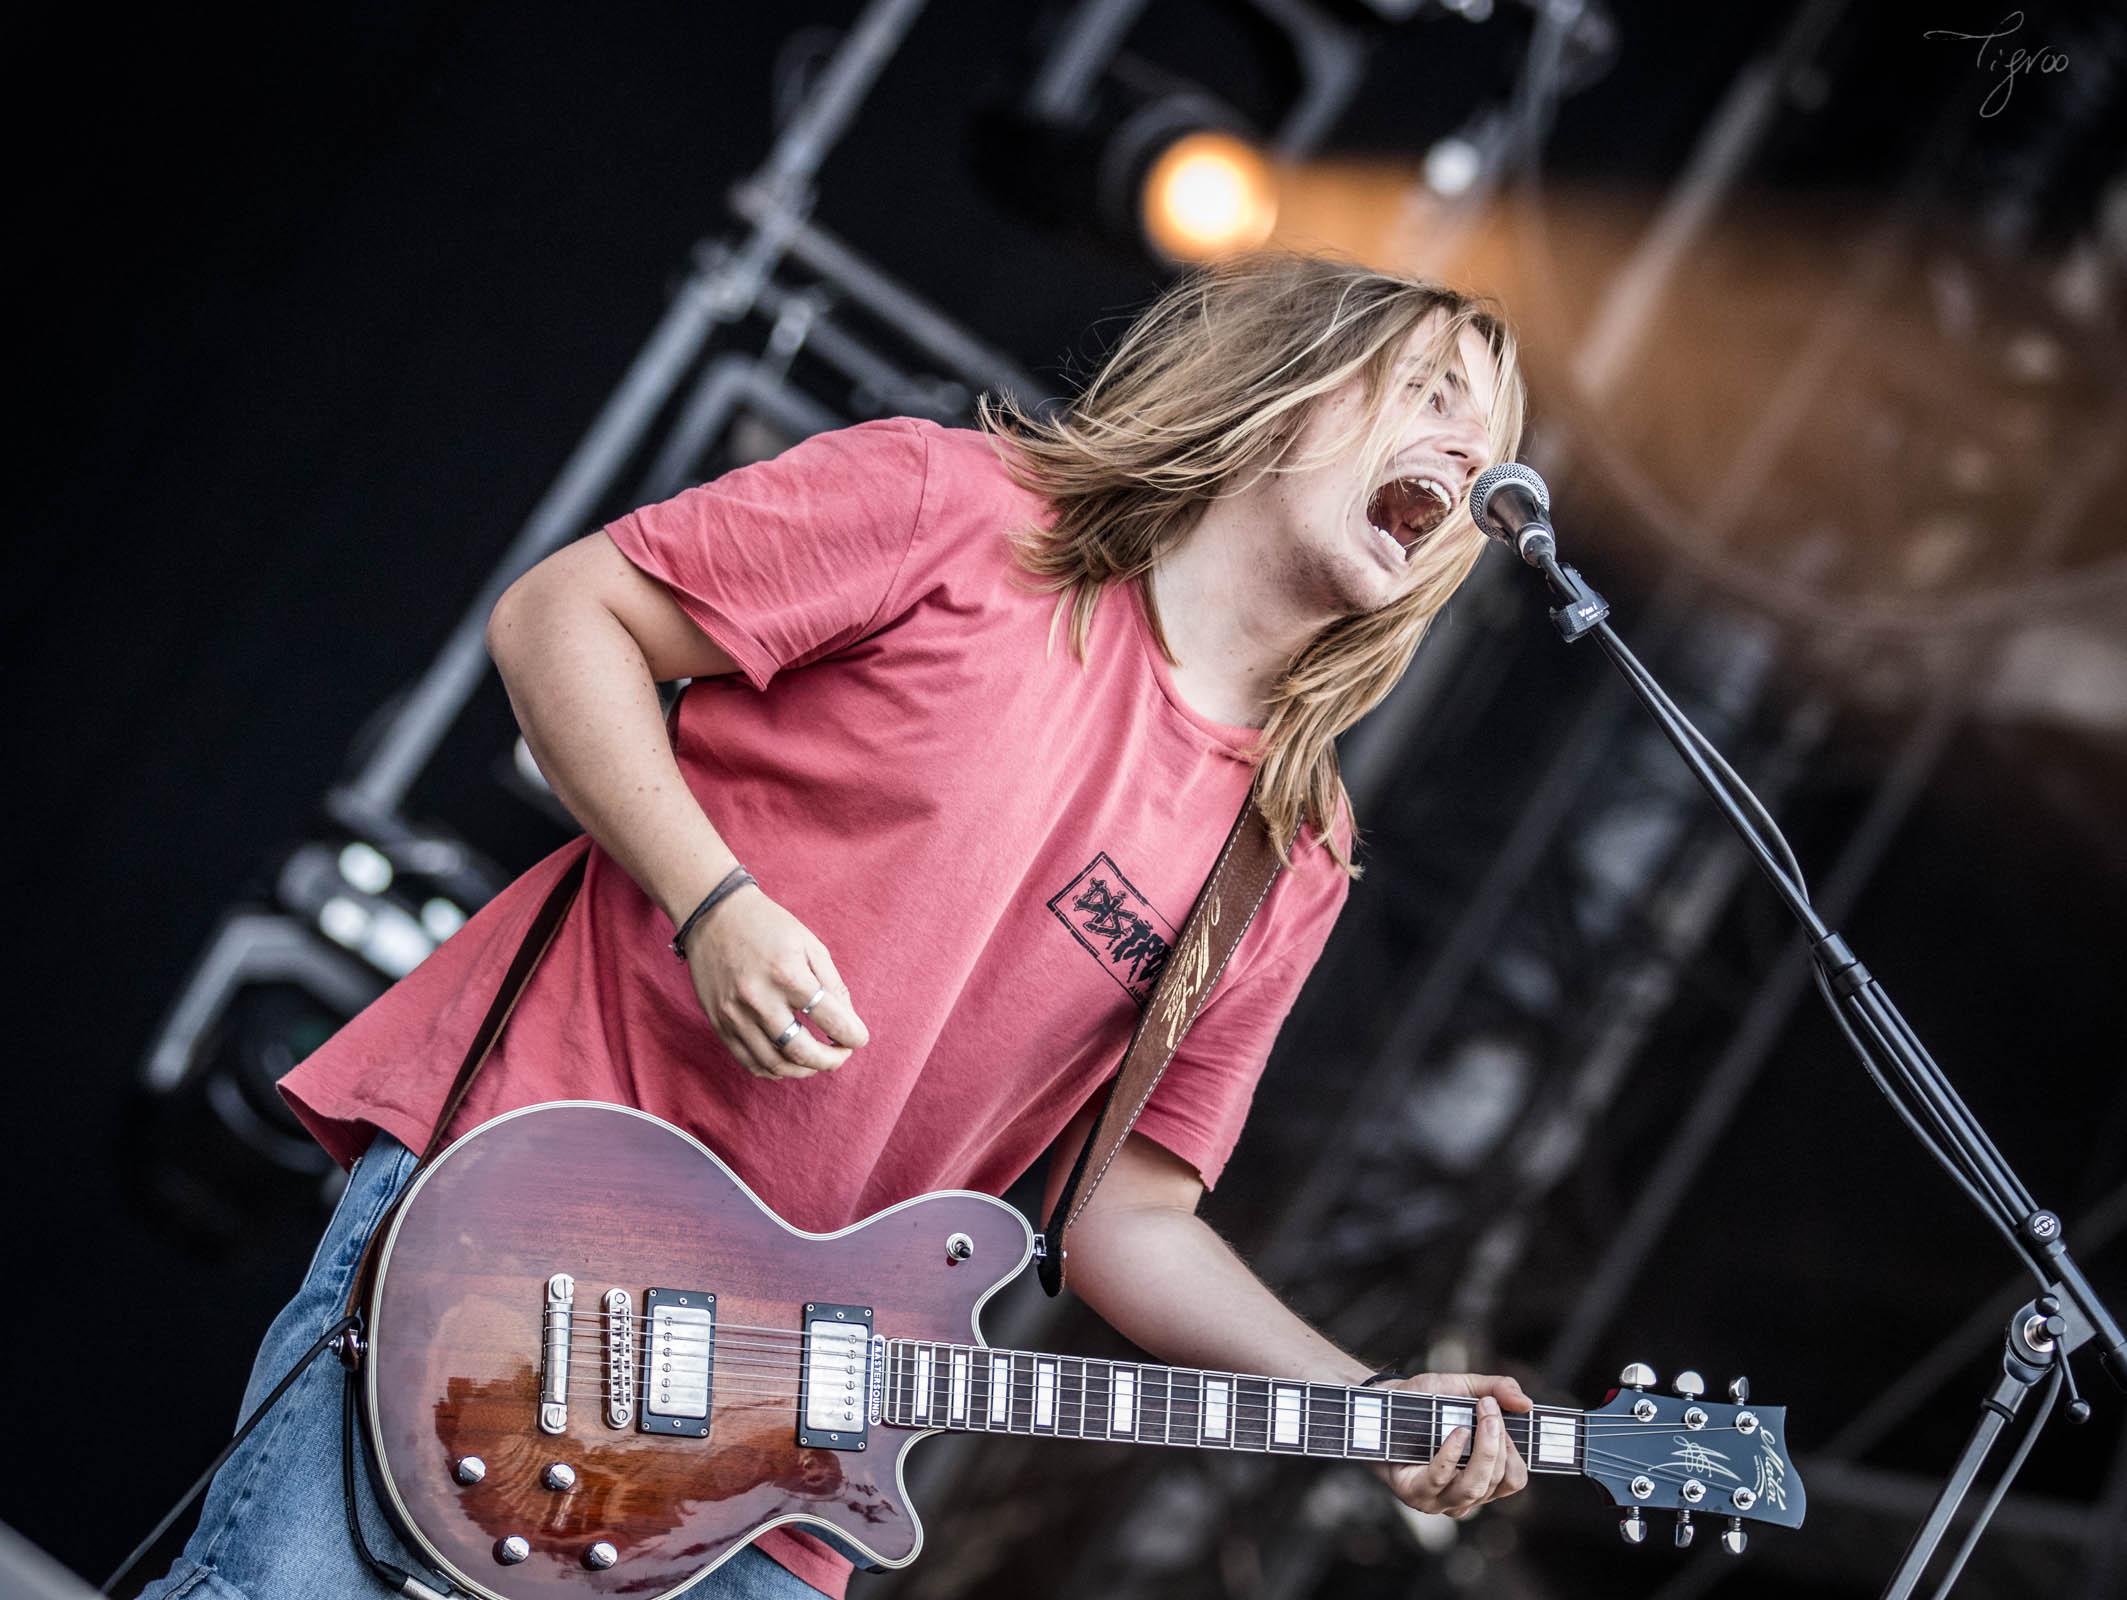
[1037,777,1284,1296]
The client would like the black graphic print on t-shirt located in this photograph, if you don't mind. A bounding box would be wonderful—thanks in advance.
[1047,854,1177,1008]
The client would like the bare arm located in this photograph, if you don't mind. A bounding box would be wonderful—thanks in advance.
[1043,1113,1530,1516]
[486,531,745,926]
[485,532,868,1077]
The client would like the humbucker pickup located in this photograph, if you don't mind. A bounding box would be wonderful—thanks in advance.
[640,1288,715,1438]
[796,1302,873,1451]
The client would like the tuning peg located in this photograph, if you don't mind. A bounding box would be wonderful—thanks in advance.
[1727,1375,1750,1403]
[1619,1508,1647,1545]
[1674,1510,1696,1549]
[1618,1362,1657,1389]
[1722,1518,1748,1555]
[1672,1369,1705,1399]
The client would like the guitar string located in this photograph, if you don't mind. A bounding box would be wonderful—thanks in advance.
[544,1339,1753,1435]
[555,1346,1755,1424]
[551,1355,1752,1432]
[549,1325,1757,1426]
[535,1376,1751,1484]
[548,1369,1758,1443]
[554,1317,1764,1422]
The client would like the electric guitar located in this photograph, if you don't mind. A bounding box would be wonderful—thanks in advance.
[359,1101,1805,1598]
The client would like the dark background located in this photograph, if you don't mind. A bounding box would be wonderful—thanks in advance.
[10,3,2124,1596]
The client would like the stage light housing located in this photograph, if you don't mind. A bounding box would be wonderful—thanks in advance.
[1139,128,1279,262]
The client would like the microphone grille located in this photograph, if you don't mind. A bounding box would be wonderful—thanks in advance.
[1470,461,1550,538]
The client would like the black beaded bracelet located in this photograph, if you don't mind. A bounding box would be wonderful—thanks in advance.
[669,867,757,960]
[1361,1369,1407,1388]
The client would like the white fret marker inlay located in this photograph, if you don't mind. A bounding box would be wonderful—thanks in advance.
[1537,1413,1578,1467]
[1112,1369,1136,1433]
[990,1356,1010,1424]
[1350,1392,1384,1453]
[1035,1361,1056,1428]
[914,1347,932,1421]
[1204,1378,1230,1439]
[1272,1386,1303,1447]
[949,1350,968,1422]
[1440,1401,1475,1446]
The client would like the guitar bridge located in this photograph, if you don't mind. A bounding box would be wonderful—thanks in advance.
[539,1274,574,1435]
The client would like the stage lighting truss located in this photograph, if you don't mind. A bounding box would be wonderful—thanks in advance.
[137,0,1041,1200]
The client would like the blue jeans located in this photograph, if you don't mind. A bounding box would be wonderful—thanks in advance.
[138,1131,828,1600]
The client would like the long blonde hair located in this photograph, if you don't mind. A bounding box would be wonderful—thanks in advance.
[976,250,1527,878]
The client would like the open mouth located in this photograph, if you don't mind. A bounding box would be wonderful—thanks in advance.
[1366,474,1456,563]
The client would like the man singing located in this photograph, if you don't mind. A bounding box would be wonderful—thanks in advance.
[144,249,1532,1600]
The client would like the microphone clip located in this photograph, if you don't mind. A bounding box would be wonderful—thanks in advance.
[1543,560,1611,643]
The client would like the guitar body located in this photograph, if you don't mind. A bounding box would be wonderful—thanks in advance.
[363,1101,1032,1599]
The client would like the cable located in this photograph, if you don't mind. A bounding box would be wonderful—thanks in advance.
[103,1315,362,1594]
[342,1360,456,1598]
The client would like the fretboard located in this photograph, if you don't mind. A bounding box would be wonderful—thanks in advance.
[880,1341,1586,1472]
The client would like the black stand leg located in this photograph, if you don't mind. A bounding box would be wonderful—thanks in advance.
[1885,1299,2064,1599]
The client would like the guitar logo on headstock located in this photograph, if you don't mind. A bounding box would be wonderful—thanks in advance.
[1754,1431,1789,1511]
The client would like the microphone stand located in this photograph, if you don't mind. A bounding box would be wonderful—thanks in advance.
[1513,540,2125,1597]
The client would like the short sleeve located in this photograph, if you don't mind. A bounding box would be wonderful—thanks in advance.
[1130,827,1352,1189]
[603,417,933,691]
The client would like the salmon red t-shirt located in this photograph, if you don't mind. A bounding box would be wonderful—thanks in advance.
[279,416,1352,1596]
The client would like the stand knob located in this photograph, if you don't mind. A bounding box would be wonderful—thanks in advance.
[1672,1369,1706,1399]
[1727,1375,1750,1403]
[1618,1362,1656,1389]
[1722,1518,1748,1555]
[1619,1508,1647,1545]
[1675,1510,1696,1549]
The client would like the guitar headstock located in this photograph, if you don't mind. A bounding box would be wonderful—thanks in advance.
[1579,1366,1805,1552]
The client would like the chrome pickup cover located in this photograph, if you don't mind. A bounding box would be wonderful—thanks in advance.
[796,1302,872,1451]
[640,1288,714,1438]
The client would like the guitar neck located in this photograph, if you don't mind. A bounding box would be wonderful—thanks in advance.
[881,1340,1587,1473]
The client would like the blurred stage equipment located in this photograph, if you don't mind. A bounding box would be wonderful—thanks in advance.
[1470,457,2127,1587]
[134,0,1039,1235]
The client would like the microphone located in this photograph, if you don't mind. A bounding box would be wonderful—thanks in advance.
[1469,462,1556,566]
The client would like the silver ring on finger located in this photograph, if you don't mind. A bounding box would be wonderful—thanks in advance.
[799,986,827,1016]
[773,1016,805,1052]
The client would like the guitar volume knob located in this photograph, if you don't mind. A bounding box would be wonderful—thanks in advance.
[585,1541,618,1570]
[497,1536,530,1565]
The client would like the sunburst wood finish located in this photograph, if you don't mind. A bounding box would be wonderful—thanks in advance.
[363,1102,1030,1600]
